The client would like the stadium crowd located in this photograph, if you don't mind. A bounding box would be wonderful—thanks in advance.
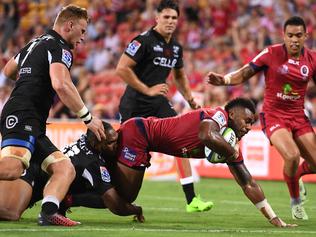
[1,0,316,123]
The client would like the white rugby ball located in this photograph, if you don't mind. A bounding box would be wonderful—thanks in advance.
[205,127,237,163]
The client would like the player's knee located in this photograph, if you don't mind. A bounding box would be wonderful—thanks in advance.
[0,159,24,180]
[0,207,21,221]
[53,160,76,180]
[282,150,300,162]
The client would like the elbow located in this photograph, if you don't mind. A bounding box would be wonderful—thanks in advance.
[198,131,215,146]
[108,205,125,216]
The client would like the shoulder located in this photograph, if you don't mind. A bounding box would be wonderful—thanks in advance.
[201,107,228,127]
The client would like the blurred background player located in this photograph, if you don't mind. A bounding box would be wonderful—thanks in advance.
[207,16,316,220]
[115,0,212,213]
[0,122,144,224]
[0,5,105,226]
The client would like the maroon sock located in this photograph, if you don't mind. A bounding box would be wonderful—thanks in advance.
[296,161,314,178]
[283,171,300,199]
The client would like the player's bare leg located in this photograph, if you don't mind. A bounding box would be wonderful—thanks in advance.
[38,151,79,226]
[175,158,213,212]
[0,179,32,220]
[0,147,29,180]
[270,129,308,220]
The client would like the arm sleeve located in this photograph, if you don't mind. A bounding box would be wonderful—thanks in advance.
[174,44,183,69]
[201,107,228,129]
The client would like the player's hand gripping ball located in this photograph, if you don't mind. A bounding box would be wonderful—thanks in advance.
[205,127,237,163]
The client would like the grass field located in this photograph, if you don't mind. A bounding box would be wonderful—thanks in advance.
[0,178,315,237]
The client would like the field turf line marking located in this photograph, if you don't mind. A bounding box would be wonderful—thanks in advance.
[0,228,315,234]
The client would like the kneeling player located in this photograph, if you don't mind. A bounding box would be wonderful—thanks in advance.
[0,122,144,224]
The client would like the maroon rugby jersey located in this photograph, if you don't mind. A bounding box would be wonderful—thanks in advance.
[250,44,316,114]
[142,107,228,158]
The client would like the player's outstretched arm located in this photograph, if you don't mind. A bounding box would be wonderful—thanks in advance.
[102,187,145,222]
[206,64,257,86]
[228,163,297,227]
[50,63,105,140]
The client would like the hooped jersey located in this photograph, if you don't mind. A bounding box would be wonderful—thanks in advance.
[120,28,183,105]
[2,30,73,125]
[249,44,316,114]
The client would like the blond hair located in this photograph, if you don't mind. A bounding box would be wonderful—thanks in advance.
[54,4,88,26]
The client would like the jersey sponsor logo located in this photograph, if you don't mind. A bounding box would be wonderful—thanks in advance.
[300,65,309,80]
[153,57,177,68]
[277,83,300,101]
[122,146,137,162]
[211,111,226,128]
[153,45,163,52]
[125,40,141,56]
[6,115,18,129]
[100,166,111,182]
[19,67,32,75]
[62,49,72,68]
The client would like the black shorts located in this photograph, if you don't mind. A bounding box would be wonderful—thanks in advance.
[119,95,177,123]
[0,110,58,164]
[20,162,49,207]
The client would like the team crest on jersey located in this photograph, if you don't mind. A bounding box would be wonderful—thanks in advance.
[122,147,137,162]
[211,111,226,128]
[62,49,72,68]
[100,166,111,182]
[300,65,309,80]
[279,64,289,74]
[126,40,141,56]
[173,46,179,54]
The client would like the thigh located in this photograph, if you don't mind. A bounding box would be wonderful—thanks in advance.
[294,132,316,170]
[0,179,32,219]
[270,128,300,161]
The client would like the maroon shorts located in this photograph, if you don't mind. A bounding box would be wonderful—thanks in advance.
[259,111,313,139]
[117,118,151,169]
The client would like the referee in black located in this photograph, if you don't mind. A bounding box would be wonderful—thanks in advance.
[116,0,213,212]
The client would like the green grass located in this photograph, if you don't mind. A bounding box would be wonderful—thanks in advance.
[0,178,315,237]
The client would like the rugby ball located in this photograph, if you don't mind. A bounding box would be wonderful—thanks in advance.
[205,127,237,163]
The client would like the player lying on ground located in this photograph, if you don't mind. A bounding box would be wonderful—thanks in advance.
[63,97,296,227]
[0,122,144,225]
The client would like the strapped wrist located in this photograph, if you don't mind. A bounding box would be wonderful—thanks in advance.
[223,73,232,84]
[76,106,92,124]
[255,199,277,221]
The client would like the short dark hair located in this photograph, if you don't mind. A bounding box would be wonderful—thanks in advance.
[55,4,89,25]
[157,0,179,16]
[283,16,306,32]
[86,121,113,148]
[224,97,256,115]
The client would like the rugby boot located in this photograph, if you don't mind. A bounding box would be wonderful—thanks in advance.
[186,195,214,213]
[38,212,81,226]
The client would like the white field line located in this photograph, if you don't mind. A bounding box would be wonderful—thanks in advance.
[0,227,315,234]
